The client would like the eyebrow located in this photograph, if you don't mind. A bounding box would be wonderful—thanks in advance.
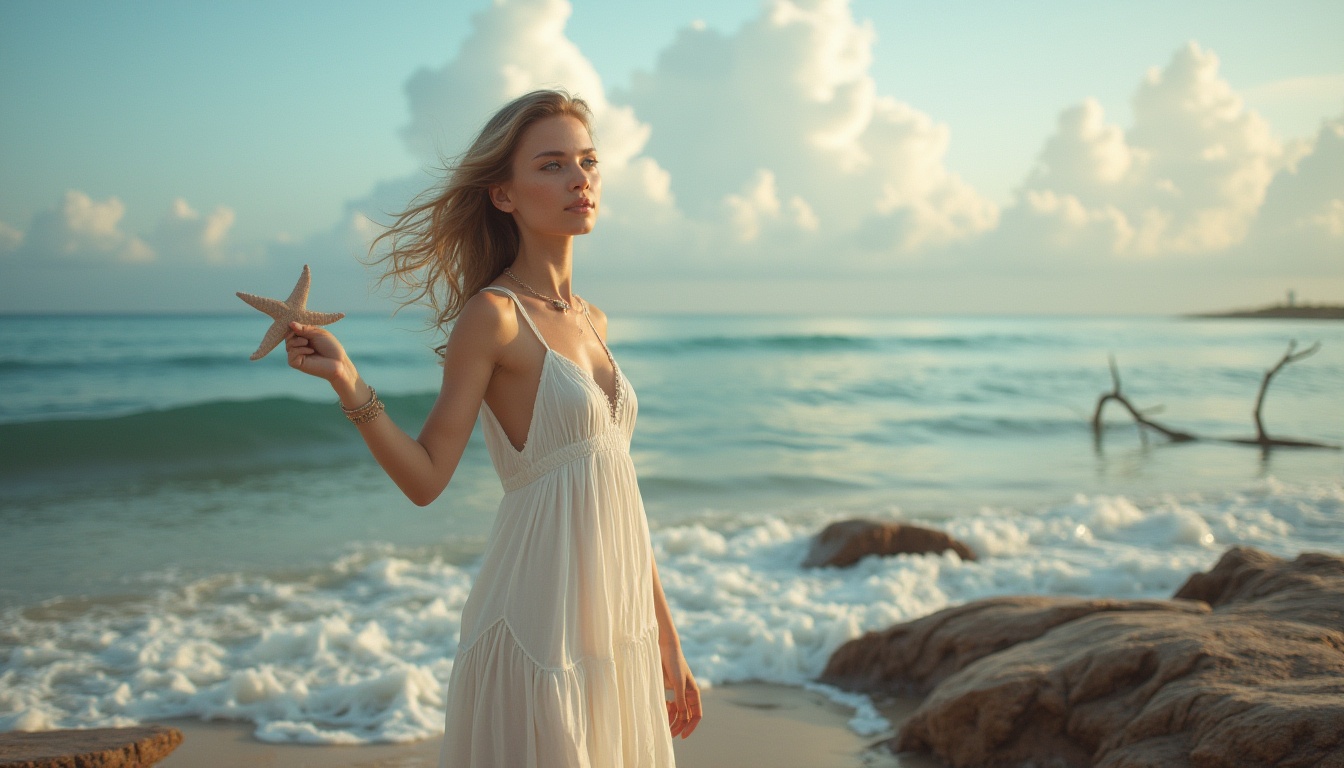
[531,148,597,160]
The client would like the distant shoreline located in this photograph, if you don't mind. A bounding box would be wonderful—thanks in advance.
[1187,303,1344,320]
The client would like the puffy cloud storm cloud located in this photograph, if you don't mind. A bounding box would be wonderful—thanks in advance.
[355,0,996,274]
[617,0,998,264]
[338,0,1337,285]
[343,0,674,265]
[999,42,1288,261]
[9,191,154,264]
[148,198,245,265]
[1,191,247,266]
[1241,113,1344,269]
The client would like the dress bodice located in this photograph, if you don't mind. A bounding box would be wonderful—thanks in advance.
[477,287,637,493]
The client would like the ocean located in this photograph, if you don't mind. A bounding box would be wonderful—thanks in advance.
[1,312,1341,742]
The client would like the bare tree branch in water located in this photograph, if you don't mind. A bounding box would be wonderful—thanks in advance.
[1091,356,1197,443]
[1091,342,1338,451]
[1225,341,1336,449]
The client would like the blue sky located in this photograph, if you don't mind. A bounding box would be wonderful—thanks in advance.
[1,0,1341,314]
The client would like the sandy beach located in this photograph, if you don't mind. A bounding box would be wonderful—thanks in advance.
[156,683,936,768]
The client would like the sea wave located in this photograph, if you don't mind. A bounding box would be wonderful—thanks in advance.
[0,394,436,478]
[0,395,1087,481]
[614,331,1050,356]
[0,350,421,374]
[1,479,1337,742]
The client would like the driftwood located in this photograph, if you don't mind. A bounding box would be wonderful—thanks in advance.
[1092,341,1338,451]
[1091,355,1196,443]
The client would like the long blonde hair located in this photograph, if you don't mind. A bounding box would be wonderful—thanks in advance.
[369,89,594,334]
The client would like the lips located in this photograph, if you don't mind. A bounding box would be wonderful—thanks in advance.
[567,198,594,213]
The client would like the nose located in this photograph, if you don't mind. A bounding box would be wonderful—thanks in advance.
[571,168,591,190]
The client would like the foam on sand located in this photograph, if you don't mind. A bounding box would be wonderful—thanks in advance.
[2,479,1339,744]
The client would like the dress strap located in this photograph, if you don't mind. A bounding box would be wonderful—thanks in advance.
[480,286,550,350]
[579,299,617,369]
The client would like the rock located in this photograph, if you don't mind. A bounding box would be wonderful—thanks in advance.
[802,519,977,568]
[820,547,1344,768]
[820,595,1207,696]
[0,726,183,768]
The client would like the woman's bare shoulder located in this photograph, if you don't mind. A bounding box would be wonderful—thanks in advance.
[583,297,610,336]
[446,288,518,351]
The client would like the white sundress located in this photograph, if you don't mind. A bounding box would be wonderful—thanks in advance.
[439,286,675,767]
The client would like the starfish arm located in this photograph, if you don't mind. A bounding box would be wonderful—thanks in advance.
[295,310,345,326]
[286,264,312,306]
[237,291,291,320]
[238,266,343,360]
[249,320,290,361]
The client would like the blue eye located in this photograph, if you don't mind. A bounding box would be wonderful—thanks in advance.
[582,157,599,168]
[541,161,560,171]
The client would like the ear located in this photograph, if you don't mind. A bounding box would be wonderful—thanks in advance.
[489,184,515,213]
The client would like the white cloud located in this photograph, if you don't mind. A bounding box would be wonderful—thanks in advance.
[16,190,154,263]
[308,5,1342,311]
[368,0,995,275]
[723,170,820,243]
[617,0,997,263]
[342,0,673,266]
[148,198,244,264]
[1002,42,1285,260]
[1241,114,1344,268]
[1026,99,1143,193]
[398,0,652,177]
[2,192,256,266]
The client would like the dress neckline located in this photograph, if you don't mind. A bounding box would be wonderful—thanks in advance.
[481,285,623,422]
[546,347,623,422]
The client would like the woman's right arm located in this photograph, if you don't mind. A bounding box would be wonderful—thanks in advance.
[284,293,511,506]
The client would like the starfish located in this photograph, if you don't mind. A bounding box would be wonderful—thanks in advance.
[236,264,345,360]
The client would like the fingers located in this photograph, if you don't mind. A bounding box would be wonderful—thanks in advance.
[667,679,702,739]
[678,681,702,738]
[286,331,315,370]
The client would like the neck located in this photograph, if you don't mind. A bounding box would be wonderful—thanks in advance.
[510,234,575,299]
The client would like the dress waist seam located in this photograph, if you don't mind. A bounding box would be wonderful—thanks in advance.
[499,431,627,492]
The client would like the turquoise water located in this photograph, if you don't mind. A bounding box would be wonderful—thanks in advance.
[1,313,1341,740]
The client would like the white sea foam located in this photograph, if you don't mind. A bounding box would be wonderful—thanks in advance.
[1,479,1340,743]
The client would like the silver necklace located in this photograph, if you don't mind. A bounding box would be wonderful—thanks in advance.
[504,268,572,312]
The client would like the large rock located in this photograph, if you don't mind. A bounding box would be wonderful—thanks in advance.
[0,726,183,768]
[820,547,1344,768]
[820,595,1207,696]
[803,519,977,568]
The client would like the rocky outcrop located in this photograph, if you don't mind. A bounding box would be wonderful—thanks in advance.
[0,726,183,768]
[803,519,977,568]
[820,547,1344,768]
[820,595,1208,696]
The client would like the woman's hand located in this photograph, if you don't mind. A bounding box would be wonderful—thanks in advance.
[661,641,702,739]
[285,322,358,394]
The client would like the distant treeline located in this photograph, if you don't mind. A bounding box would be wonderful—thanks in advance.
[1188,304,1344,320]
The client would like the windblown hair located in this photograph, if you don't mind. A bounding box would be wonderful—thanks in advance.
[369,89,594,336]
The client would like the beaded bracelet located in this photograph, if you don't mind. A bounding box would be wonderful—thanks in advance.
[341,386,385,425]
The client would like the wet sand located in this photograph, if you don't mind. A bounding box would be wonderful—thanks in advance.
[156,682,939,768]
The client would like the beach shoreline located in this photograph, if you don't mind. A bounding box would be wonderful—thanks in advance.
[155,682,936,768]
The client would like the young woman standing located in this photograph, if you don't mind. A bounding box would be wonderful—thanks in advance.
[283,90,700,766]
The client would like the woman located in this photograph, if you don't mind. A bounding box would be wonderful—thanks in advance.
[283,89,700,766]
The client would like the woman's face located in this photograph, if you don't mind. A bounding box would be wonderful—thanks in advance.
[491,114,600,239]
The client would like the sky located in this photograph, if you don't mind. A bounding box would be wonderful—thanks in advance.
[1,0,1341,315]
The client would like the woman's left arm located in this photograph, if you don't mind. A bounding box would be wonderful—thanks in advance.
[588,300,701,738]
[653,555,701,738]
